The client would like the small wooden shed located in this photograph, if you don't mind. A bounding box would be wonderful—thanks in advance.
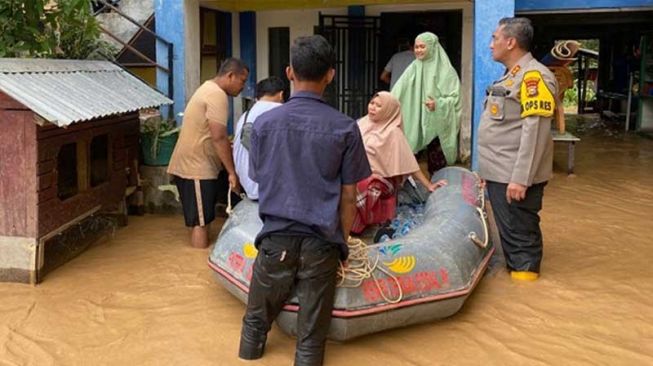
[0,58,172,284]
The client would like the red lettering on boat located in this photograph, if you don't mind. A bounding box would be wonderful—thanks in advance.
[440,268,450,287]
[461,174,478,206]
[360,269,449,302]
[246,264,254,282]
[362,279,381,302]
[228,252,245,274]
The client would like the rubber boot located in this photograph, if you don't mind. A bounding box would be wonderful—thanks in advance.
[238,327,267,360]
[511,271,539,281]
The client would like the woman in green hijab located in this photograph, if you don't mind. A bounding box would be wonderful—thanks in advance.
[391,32,462,173]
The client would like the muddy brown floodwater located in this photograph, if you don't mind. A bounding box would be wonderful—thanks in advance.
[2,118,652,365]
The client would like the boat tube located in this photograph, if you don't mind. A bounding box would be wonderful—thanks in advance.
[208,167,495,341]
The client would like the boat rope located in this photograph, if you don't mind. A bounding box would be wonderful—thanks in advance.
[225,187,246,216]
[337,237,403,304]
[226,187,234,215]
[226,188,400,303]
[477,176,486,211]
[226,188,403,302]
[469,172,489,249]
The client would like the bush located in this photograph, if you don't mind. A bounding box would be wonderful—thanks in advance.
[563,82,596,108]
[0,0,115,59]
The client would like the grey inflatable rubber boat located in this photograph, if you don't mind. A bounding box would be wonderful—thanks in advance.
[208,167,495,341]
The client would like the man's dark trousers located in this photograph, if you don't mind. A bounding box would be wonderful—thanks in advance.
[486,181,546,273]
[239,234,340,366]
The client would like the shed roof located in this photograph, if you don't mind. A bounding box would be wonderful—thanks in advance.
[0,58,172,127]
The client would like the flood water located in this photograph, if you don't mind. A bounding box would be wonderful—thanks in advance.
[1,116,652,365]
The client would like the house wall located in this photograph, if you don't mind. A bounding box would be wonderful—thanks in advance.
[471,0,515,169]
[516,0,653,13]
[232,12,245,121]
[0,93,38,283]
[185,0,202,108]
[186,3,245,123]
[165,1,650,165]
[254,2,472,159]
[127,67,157,87]
[366,2,473,161]
[155,0,188,122]
[240,12,257,100]
[255,7,348,82]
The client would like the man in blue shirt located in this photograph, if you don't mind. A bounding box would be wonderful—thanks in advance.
[239,35,371,366]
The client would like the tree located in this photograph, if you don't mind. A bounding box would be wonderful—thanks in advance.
[0,0,114,59]
[0,0,56,57]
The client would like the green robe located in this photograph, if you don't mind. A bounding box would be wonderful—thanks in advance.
[391,32,462,165]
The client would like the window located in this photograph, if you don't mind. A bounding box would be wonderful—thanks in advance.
[90,134,109,187]
[57,143,78,200]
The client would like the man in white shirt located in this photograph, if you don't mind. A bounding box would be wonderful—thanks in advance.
[233,76,285,200]
[380,38,416,89]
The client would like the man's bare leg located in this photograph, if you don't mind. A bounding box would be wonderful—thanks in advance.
[190,225,209,248]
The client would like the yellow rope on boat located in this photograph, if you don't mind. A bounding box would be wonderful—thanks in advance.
[337,237,403,304]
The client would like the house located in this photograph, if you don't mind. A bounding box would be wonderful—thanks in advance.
[0,58,172,284]
[114,0,646,167]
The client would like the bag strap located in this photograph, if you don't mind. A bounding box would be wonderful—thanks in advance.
[240,103,256,151]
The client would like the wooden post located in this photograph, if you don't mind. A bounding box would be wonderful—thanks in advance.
[77,140,89,192]
[568,142,575,175]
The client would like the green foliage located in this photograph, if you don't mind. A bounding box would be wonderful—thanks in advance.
[0,0,115,59]
[0,0,55,57]
[580,39,599,52]
[140,116,179,137]
[563,86,577,107]
[140,116,179,161]
[563,82,596,108]
[57,0,113,59]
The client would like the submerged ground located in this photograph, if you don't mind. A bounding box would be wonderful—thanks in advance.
[1,115,652,365]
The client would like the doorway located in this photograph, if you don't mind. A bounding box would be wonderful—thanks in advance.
[379,10,463,85]
[319,14,381,119]
[318,10,463,119]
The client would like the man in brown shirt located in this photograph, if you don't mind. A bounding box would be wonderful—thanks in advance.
[478,18,557,281]
[168,58,248,248]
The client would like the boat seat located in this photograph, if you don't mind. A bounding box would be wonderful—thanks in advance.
[552,130,580,175]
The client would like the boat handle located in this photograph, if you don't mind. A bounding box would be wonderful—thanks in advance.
[468,207,489,249]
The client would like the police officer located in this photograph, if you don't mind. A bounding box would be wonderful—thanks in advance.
[478,17,557,281]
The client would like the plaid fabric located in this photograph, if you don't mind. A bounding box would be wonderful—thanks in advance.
[351,176,400,234]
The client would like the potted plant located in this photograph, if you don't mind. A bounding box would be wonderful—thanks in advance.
[140,116,179,166]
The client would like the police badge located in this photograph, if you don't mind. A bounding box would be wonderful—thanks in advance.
[524,77,540,97]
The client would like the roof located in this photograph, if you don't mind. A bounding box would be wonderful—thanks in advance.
[0,58,172,127]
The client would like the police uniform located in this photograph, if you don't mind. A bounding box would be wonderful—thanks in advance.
[478,52,557,275]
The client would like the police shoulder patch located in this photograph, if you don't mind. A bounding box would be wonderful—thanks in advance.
[520,70,555,118]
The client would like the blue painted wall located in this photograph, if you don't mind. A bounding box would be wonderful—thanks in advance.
[517,0,653,12]
[471,0,515,170]
[154,0,186,124]
[239,12,257,100]
[223,12,233,58]
[219,11,234,134]
[348,5,365,16]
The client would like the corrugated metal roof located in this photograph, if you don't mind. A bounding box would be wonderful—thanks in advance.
[0,58,172,127]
